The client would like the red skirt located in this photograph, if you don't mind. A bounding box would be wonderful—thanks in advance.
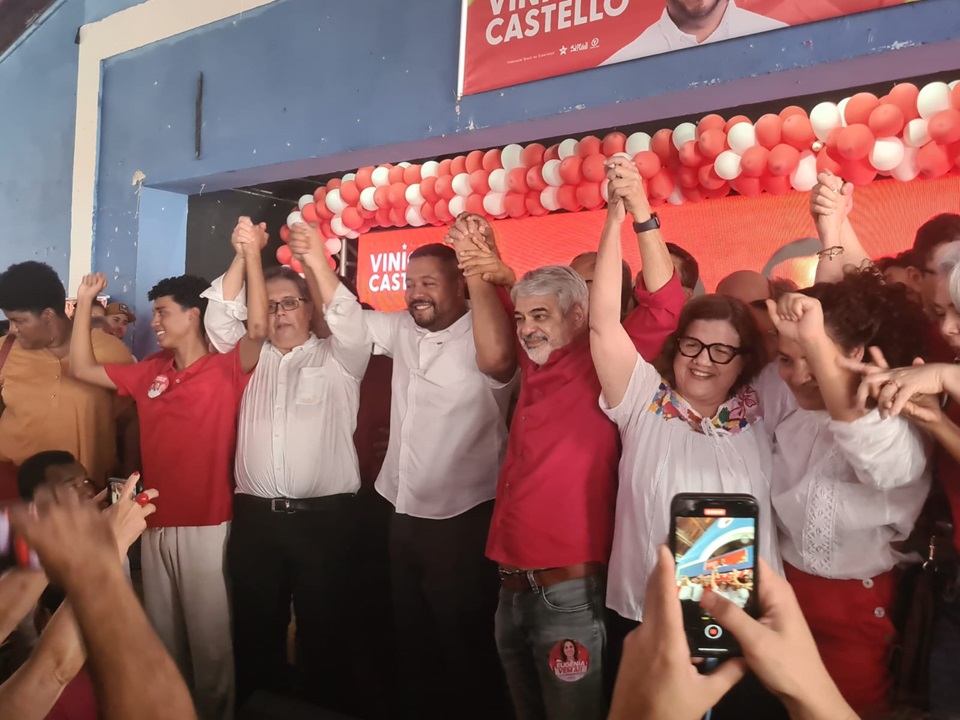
[784,563,897,720]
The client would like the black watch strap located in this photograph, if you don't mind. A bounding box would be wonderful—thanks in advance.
[633,213,660,234]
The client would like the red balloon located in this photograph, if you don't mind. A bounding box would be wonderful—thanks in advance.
[469,169,491,195]
[755,114,783,149]
[465,150,485,174]
[559,156,584,185]
[315,198,334,220]
[389,207,407,227]
[576,182,603,209]
[651,130,676,164]
[634,151,662,180]
[507,167,530,193]
[703,183,730,200]
[435,175,455,200]
[697,129,726,160]
[678,165,700,189]
[725,115,751,133]
[887,83,920,123]
[359,206,376,220]
[929,109,960,146]
[419,201,437,224]
[339,180,360,206]
[782,115,816,150]
[387,166,406,185]
[762,175,791,196]
[679,141,705,168]
[840,157,878,186]
[648,170,675,201]
[505,193,527,218]
[434,199,453,223]
[601,132,627,156]
[355,167,375,189]
[450,156,467,176]
[698,114,726,136]
[698,165,726,191]
[466,193,485,217]
[917,142,952,178]
[326,178,341,191]
[779,105,806,120]
[420,176,439,203]
[950,141,960,167]
[836,124,875,160]
[768,144,801,177]
[301,203,318,224]
[402,165,422,185]
[342,207,363,231]
[577,136,602,158]
[482,149,503,172]
[522,143,546,168]
[277,245,292,265]
[279,225,290,243]
[845,93,880,126]
[543,144,561,162]
[526,165,548,192]
[313,187,327,205]
[289,258,303,274]
[681,185,704,203]
[320,220,334,238]
[867,104,905,138]
[732,176,762,198]
[438,159,453,176]
[388,183,408,208]
[525,192,548,216]
[373,185,391,209]
[816,147,843,176]
[375,208,392,228]
[582,153,607,183]
[557,185,582,212]
[740,146,769,178]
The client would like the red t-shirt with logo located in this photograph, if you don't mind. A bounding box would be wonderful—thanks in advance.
[104,348,251,528]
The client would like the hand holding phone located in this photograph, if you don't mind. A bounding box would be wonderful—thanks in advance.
[108,475,144,506]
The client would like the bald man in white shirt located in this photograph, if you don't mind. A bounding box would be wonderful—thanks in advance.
[603,0,786,65]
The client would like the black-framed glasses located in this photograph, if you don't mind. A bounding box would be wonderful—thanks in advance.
[677,336,742,365]
[268,297,308,314]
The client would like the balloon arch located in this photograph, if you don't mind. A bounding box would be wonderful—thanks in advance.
[277,79,960,272]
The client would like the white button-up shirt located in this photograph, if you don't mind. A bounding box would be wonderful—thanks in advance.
[363,309,515,520]
[203,278,370,499]
[603,1,787,65]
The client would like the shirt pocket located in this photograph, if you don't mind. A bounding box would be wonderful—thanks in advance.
[295,366,330,406]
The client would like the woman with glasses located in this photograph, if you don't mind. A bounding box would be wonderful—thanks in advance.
[761,268,930,719]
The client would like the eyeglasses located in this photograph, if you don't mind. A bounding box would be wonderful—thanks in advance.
[677,336,742,365]
[268,297,308,314]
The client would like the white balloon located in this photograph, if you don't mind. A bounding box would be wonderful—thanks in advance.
[951,80,960,91]
[483,192,506,216]
[600,179,610,202]
[325,238,342,255]
[325,189,346,215]
[789,151,818,191]
[903,118,931,148]
[918,82,951,120]
[360,186,378,212]
[501,144,523,170]
[448,196,466,216]
[810,102,842,142]
[625,132,652,156]
[489,168,508,193]
[452,173,472,197]
[398,161,411,168]
[612,152,632,161]
[405,206,425,227]
[727,122,757,155]
[405,184,424,206]
[558,138,578,160]
[870,137,905,172]
[297,194,314,211]
[330,216,347,236]
[286,211,303,228]
[666,185,685,206]
[891,145,920,182]
[714,150,743,181]
[540,187,560,212]
[837,97,851,127]
[672,122,698,150]
[371,167,391,187]
[345,229,360,240]
[421,161,440,178]
[542,159,563,187]
[342,173,357,182]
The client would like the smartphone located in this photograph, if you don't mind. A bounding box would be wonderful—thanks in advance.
[108,476,144,506]
[669,493,760,658]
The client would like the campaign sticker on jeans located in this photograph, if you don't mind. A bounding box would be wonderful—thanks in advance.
[148,375,170,399]
[549,639,590,682]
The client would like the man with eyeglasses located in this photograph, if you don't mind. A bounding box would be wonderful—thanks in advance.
[202,219,369,714]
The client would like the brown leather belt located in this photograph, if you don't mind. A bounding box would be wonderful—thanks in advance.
[498,562,604,593]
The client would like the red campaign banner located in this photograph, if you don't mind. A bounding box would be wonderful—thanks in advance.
[706,549,748,570]
[459,0,913,96]
[357,174,959,312]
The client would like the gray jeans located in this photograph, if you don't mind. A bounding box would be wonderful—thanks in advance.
[495,576,608,720]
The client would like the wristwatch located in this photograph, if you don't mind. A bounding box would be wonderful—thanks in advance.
[633,213,661,234]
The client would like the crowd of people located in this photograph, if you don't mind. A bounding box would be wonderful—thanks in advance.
[0,156,959,720]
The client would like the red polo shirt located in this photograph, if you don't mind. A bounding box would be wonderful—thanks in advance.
[105,347,251,528]
[486,274,684,569]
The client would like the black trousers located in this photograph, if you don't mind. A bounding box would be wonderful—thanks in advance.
[228,493,359,715]
[389,500,513,720]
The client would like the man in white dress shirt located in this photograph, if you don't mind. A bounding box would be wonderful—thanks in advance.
[603,0,786,65]
[203,222,369,714]
[363,242,516,720]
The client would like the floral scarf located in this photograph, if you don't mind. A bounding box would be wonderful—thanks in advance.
[647,381,760,435]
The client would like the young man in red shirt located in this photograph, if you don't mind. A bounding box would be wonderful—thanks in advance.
[68,218,268,720]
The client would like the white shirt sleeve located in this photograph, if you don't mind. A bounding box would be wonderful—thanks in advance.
[829,410,929,490]
[754,362,797,441]
[599,354,663,430]
[361,309,402,358]
[201,274,247,353]
[324,284,372,381]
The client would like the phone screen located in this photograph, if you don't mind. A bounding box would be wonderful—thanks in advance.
[108,477,143,506]
[671,494,758,657]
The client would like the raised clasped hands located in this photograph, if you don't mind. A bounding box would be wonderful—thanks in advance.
[445,213,516,287]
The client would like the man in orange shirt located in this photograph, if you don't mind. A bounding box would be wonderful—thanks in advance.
[0,262,133,499]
